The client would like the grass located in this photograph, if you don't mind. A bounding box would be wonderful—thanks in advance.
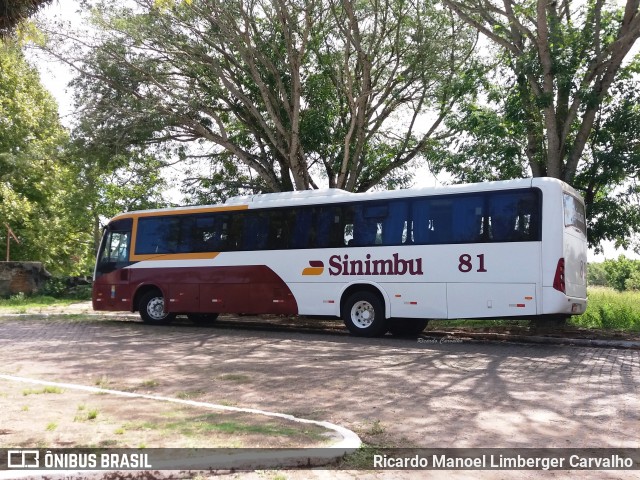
[428,319,529,329]
[94,375,110,388]
[219,373,251,383]
[74,405,99,422]
[22,386,64,396]
[427,288,639,332]
[0,295,79,310]
[339,444,384,469]
[570,287,640,331]
[366,420,385,436]
[176,390,206,400]
[123,412,328,443]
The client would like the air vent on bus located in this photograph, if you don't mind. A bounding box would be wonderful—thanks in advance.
[553,258,565,293]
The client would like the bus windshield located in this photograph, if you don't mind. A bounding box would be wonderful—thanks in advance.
[95,218,132,278]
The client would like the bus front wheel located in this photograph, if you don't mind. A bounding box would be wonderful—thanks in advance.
[342,291,387,337]
[139,290,175,325]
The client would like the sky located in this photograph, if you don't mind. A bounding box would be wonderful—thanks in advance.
[27,0,640,263]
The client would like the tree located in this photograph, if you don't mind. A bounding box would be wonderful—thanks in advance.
[429,67,640,250]
[41,0,480,197]
[64,137,170,252]
[586,261,608,286]
[574,73,640,251]
[432,0,640,251]
[442,0,640,184]
[0,40,92,273]
[603,255,640,291]
[0,0,52,36]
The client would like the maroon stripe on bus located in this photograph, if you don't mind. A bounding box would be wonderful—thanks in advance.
[93,265,298,315]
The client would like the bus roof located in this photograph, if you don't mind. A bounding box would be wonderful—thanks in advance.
[108,177,572,222]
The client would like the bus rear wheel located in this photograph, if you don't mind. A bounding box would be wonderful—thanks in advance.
[388,318,429,337]
[342,291,387,337]
[139,290,175,325]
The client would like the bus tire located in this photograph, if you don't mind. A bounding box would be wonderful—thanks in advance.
[388,318,429,337]
[342,291,387,337]
[139,290,175,325]
[187,313,219,325]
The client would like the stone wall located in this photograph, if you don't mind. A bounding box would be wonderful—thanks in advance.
[0,262,51,297]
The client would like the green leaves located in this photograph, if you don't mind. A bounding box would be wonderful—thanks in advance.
[440,0,640,251]
[40,0,480,195]
[0,0,52,37]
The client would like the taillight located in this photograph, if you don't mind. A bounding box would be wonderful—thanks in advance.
[553,258,565,293]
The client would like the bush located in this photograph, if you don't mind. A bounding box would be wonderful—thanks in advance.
[571,287,640,331]
[626,270,640,291]
[587,262,608,287]
[40,276,92,300]
[40,277,68,297]
[603,255,640,292]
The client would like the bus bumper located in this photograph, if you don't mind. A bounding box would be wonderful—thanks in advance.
[542,287,587,315]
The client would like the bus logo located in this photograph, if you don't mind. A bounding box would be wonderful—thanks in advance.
[302,260,325,276]
[8,450,40,468]
[329,253,423,276]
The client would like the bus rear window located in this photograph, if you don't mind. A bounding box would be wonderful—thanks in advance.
[563,193,586,236]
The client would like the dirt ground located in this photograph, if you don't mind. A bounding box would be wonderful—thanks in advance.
[0,378,336,450]
[1,303,639,479]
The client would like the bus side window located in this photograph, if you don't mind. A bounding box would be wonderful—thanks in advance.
[490,193,519,242]
[267,210,293,250]
[177,216,196,253]
[241,213,268,250]
[291,208,312,249]
[451,196,484,243]
[136,217,180,254]
[343,206,355,246]
[191,215,217,252]
[382,201,407,245]
[412,199,432,244]
[221,214,243,251]
[315,207,341,248]
[489,191,540,242]
[563,193,586,236]
[359,204,387,246]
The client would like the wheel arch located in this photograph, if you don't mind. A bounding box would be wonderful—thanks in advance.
[132,283,166,313]
[339,282,390,319]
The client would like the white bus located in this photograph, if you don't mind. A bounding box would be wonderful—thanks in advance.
[93,177,588,336]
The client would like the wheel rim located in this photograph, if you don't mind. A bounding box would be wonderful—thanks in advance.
[350,300,375,329]
[146,296,168,321]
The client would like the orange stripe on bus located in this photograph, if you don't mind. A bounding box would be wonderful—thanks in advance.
[130,252,220,262]
[302,267,324,276]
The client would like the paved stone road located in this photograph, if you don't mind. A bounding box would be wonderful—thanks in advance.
[1,316,639,479]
